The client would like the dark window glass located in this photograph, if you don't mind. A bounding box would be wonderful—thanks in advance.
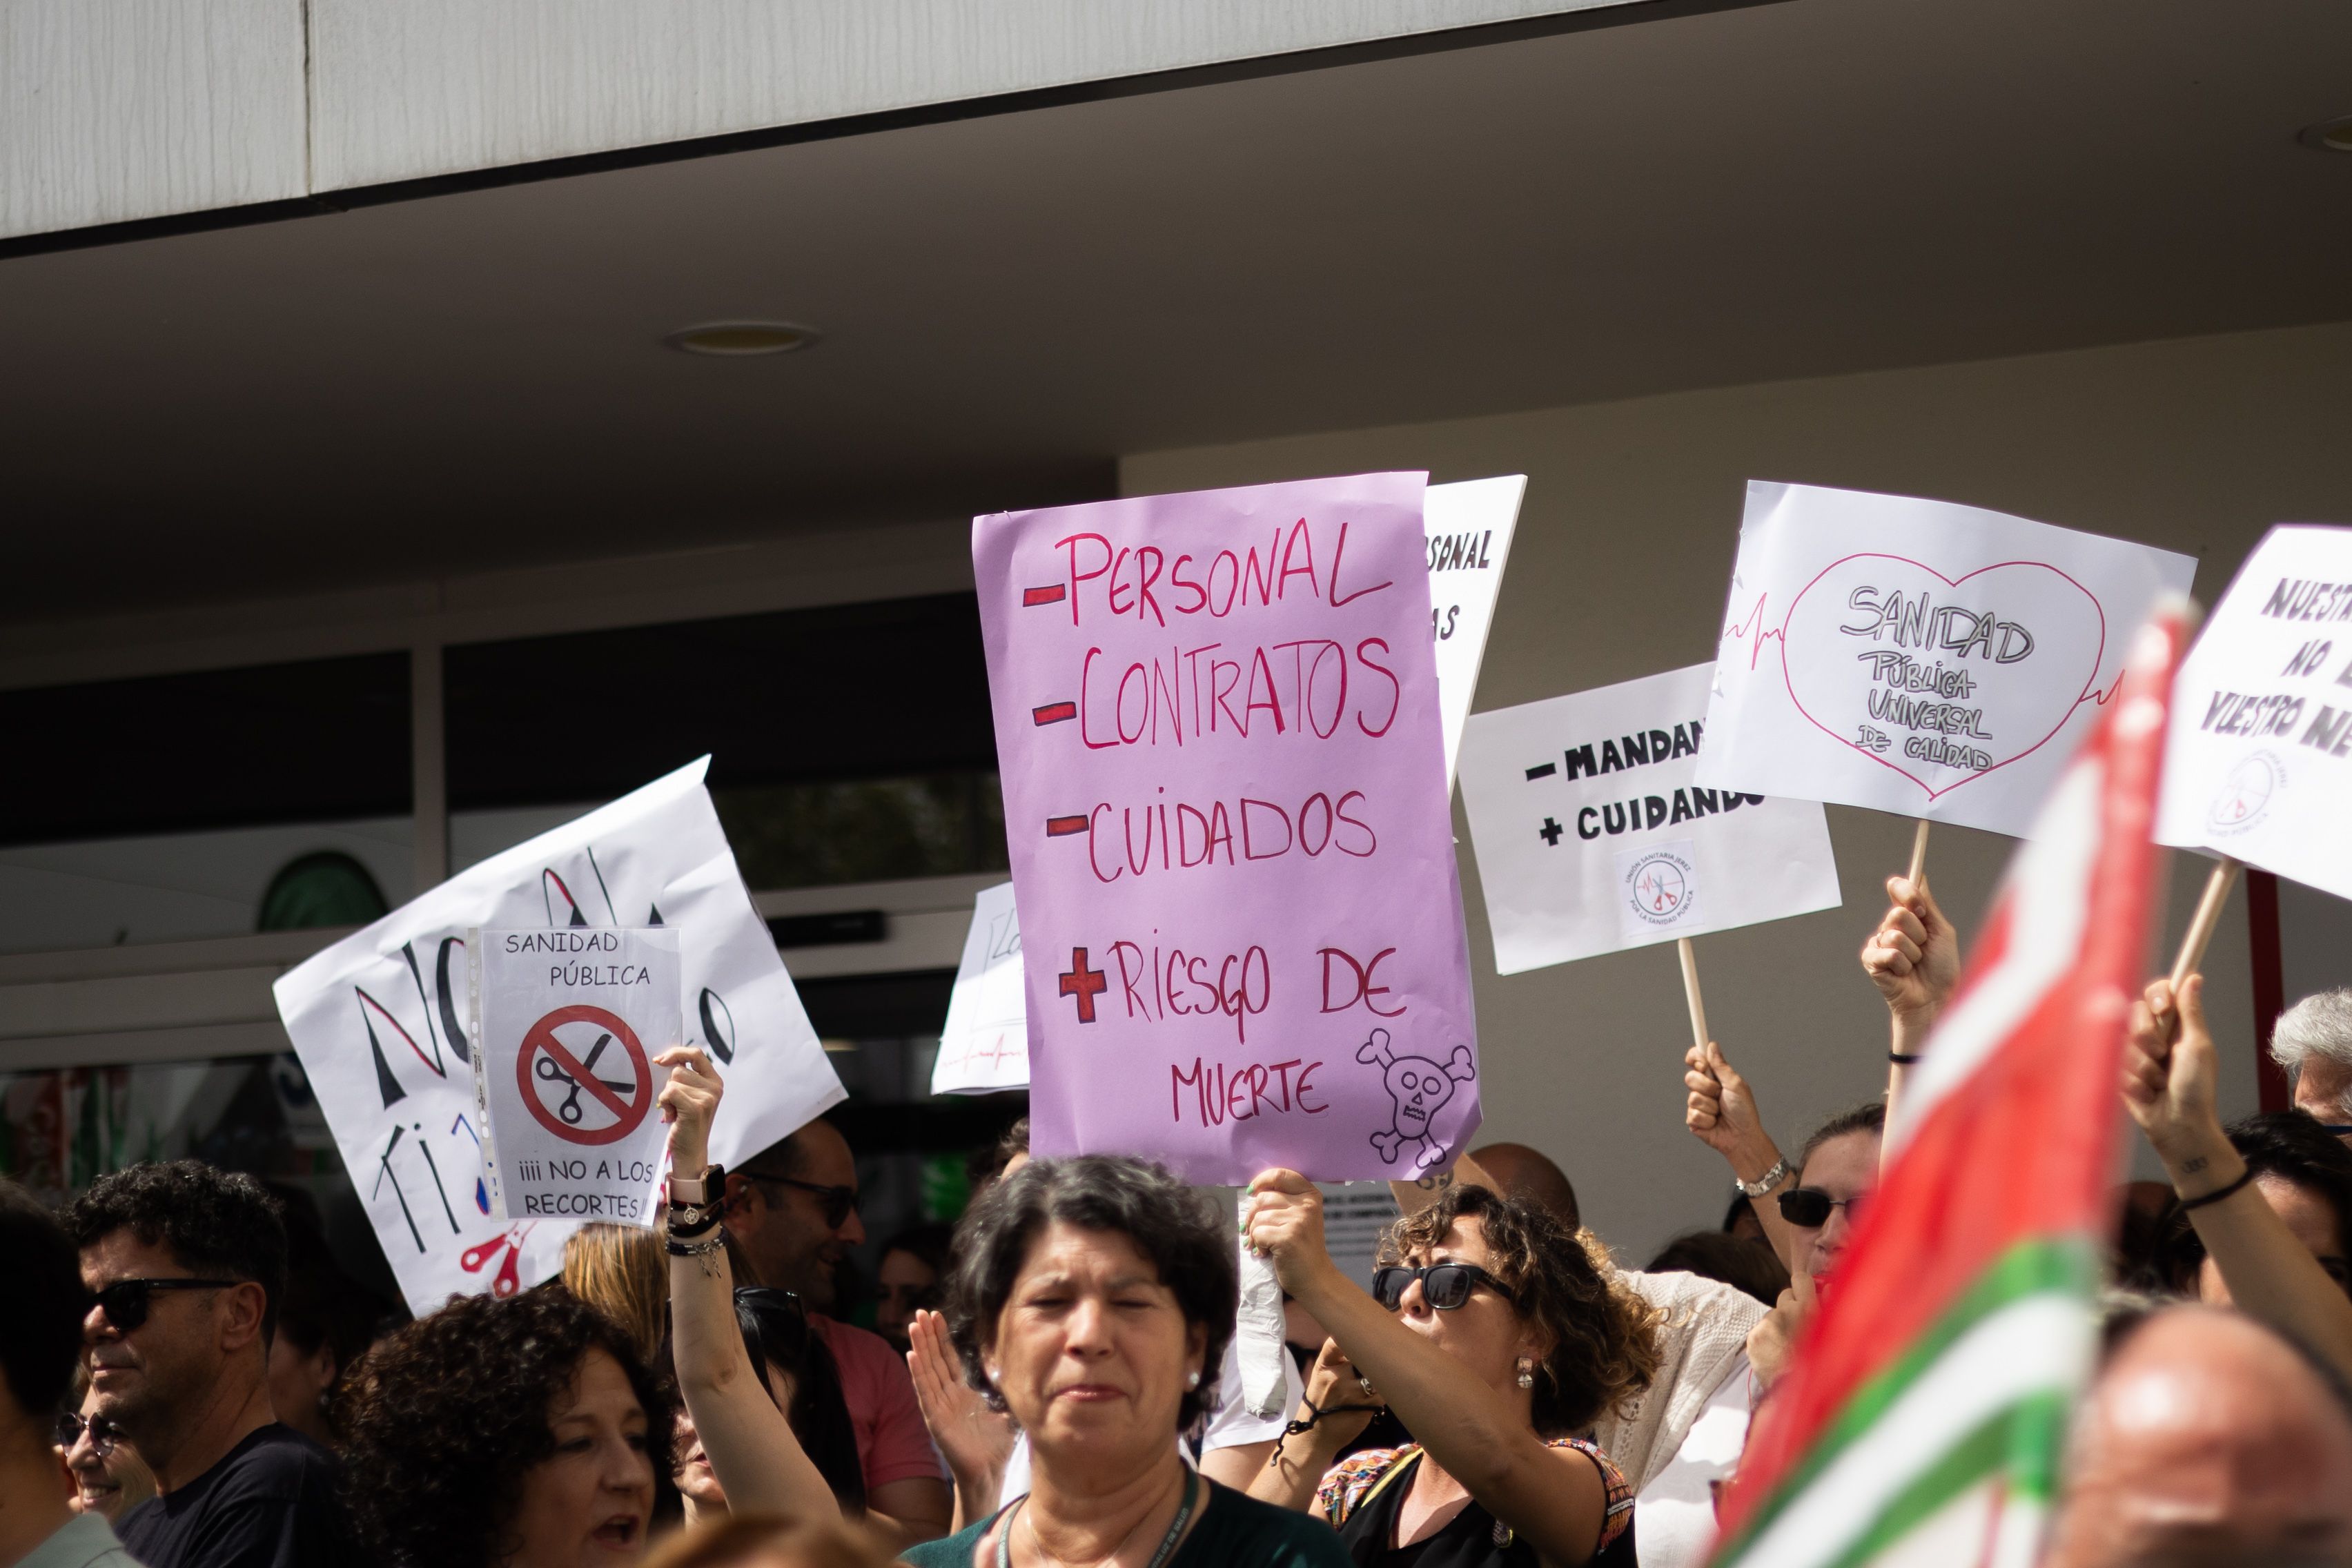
[444,596,1006,888]
[0,654,411,846]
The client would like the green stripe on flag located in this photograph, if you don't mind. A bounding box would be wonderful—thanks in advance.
[1816,1389,2071,1568]
[1717,1235,2096,1562]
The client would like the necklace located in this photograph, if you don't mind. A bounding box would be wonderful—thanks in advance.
[997,1467,1201,1568]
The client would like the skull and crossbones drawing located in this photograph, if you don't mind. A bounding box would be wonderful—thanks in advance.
[1358,1028,1476,1169]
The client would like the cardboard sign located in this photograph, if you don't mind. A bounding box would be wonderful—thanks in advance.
[1425,476,1525,786]
[972,472,1480,1183]
[1460,663,1842,973]
[2158,525,2352,899]
[471,927,680,1223]
[931,881,1029,1095]
[1695,482,2196,837]
[273,758,843,1313]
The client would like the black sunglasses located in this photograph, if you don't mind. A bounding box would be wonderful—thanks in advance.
[1371,1262,1516,1312]
[54,1411,126,1456]
[743,1173,860,1228]
[89,1277,241,1334]
[1778,1188,1867,1228]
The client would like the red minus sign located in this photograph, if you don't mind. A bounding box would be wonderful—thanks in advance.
[1032,701,1077,725]
[1045,816,1088,837]
[1022,585,1066,607]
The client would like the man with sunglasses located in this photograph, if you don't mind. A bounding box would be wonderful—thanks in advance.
[719,1120,952,1541]
[67,1162,351,1568]
[0,1178,139,1568]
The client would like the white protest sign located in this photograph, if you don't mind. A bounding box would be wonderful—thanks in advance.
[274,758,843,1313]
[1460,663,1842,973]
[931,881,1029,1095]
[1694,482,2197,838]
[471,928,680,1224]
[2158,525,2352,899]
[1426,476,1525,786]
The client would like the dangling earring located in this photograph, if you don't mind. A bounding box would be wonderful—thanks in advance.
[1516,1358,1536,1390]
[1186,1371,1201,1389]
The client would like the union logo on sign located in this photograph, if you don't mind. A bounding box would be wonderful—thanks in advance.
[1623,848,1698,928]
[2206,752,2284,836]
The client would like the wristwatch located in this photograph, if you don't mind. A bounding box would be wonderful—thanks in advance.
[1736,1156,1792,1199]
[669,1164,725,1207]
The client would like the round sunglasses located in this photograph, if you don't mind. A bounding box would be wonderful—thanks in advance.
[1777,1188,1868,1228]
[1370,1262,1516,1312]
[54,1411,126,1457]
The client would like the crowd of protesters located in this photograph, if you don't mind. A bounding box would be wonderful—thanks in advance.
[3,865,2351,1568]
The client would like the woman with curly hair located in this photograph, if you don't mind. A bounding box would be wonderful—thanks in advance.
[1246,1173,1657,1567]
[335,1284,676,1567]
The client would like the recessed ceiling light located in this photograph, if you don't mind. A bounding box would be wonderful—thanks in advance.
[2297,115,2352,153]
[665,321,821,356]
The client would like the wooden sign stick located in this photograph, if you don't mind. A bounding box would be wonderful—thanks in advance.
[1678,937,1709,1050]
[2170,856,2242,992]
[1906,819,1932,888]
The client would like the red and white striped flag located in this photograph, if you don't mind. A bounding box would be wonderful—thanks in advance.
[1710,602,2191,1568]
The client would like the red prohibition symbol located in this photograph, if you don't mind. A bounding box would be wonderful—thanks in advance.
[517,1005,654,1146]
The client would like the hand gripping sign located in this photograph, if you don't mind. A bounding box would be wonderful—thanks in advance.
[2158,525,2352,901]
[471,927,680,1224]
[973,471,1480,1184]
[273,758,843,1313]
[1458,662,1841,973]
[1695,482,2195,839]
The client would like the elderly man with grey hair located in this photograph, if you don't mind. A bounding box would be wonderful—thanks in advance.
[2273,988,2352,1135]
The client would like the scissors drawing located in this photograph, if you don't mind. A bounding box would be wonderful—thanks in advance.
[534,1033,635,1124]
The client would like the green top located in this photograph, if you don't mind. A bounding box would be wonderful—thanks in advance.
[901,1478,1353,1568]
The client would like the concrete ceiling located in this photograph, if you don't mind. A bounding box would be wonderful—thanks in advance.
[3,0,2346,622]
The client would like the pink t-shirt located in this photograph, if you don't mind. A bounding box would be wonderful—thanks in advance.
[811,1315,950,1491]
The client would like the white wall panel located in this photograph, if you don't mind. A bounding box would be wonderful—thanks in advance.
[0,0,306,239]
[308,0,1624,190]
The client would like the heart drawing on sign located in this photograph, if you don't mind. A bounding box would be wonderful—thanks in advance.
[1778,553,2106,800]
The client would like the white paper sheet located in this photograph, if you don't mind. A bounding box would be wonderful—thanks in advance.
[2157,525,2352,901]
[273,758,843,1313]
[1425,476,1526,786]
[471,926,680,1225]
[1459,663,1842,973]
[931,881,1028,1095]
[1694,482,2196,839]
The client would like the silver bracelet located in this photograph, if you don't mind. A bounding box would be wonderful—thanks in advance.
[1736,1156,1792,1199]
[665,1228,726,1258]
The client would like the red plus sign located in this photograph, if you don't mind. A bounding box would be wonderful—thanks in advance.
[1058,948,1108,1023]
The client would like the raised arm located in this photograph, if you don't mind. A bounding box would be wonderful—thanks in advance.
[1861,872,1961,1135]
[1247,1335,1382,1512]
[1684,1041,1800,1273]
[1248,1171,1613,1565]
[906,1307,1014,1531]
[656,1047,839,1523]
[2122,977,2352,1384]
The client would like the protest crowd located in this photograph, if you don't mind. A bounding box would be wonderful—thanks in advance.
[1,473,2346,1568]
[7,858,2352,1568]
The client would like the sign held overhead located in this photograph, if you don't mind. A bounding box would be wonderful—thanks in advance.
[2159,524,2352,900]
[973,472,1480,1183]
[1695,482,2195,839]
[1459,662,1841,974]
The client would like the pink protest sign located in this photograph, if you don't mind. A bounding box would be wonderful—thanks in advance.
[974,473,1480,1184]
